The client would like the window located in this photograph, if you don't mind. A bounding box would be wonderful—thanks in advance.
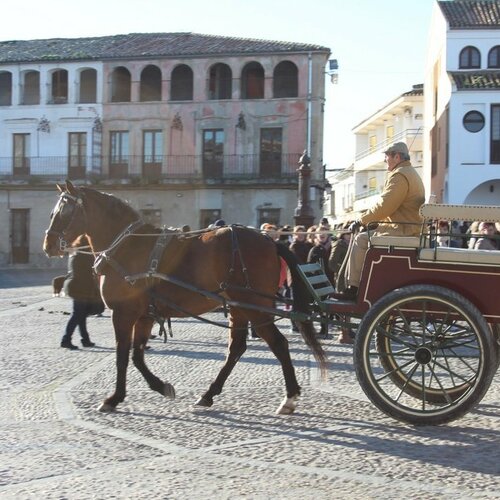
[260,128,282,177]
[199,209,221,229]
[51,69,68,104]
[140,65,162,101]
[68,133,87,179]
[79,69,97,103]
[463,111,485,133]
[202,129,224,178]
[491,105,500,164]
[143,130,163,179]
[459,46,480,69]
[140,209,161,227]
[386,126,394,141]
[171,65,193,101]
[368,176,377,194]
[110,67,131,102]
[109,131,129,177]
[257,208,281,228]
[22,71,40,104]
[0,71,12,106]
[241,62,264,99]
[273,61,298,98]
[488,46,500,68]
[13,134,30,175]
[369,135,377,151]
[208,63,232,100]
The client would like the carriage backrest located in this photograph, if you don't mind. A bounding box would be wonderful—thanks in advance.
[420,203,500,223]
[418,203,500,266]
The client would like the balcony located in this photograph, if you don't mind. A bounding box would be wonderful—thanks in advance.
[0,153,302,185]
[355,128,423,161]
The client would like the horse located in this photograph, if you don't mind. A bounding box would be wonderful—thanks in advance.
[43,180,328,415]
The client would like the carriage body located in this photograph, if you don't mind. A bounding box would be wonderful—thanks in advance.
[342,204,500,425]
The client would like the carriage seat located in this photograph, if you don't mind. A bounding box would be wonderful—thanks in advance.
[419,247,500,265]
[369,235,421,248]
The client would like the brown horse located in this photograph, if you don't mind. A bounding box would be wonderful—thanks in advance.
[43,181,328,414]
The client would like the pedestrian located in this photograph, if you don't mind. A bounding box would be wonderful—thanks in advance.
[61,235,101,350]
[337,142,425,300]
[289,225,309,264]
[473,222,498,250]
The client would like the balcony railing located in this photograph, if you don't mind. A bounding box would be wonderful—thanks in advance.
[0,153,303,183]
[355,128,422,161]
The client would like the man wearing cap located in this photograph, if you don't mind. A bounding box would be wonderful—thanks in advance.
[338,142,425,300]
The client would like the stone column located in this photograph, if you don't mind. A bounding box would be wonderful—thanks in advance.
[294,151,315,227]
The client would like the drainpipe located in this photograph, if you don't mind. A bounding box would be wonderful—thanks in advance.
[307,52,312,156]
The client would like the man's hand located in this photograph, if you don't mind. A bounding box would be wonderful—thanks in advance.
[348,220,362,233]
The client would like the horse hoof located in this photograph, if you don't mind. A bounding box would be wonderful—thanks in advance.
[194,396,213,407]
[98,402,116,413]
[163,383,176,400]
[276,395,299,415]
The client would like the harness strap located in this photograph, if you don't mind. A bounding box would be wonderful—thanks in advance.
[94,220,144,275]
[147,228,175,274]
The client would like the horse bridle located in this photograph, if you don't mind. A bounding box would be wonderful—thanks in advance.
[46,191,87,252]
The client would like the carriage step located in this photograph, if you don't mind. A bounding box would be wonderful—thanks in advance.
[297,263,336,310]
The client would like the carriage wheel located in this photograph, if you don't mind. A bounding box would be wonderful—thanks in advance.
[354,285,497,425]
[490,323,500,372]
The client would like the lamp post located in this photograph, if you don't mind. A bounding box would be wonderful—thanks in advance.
[294,151,315,228]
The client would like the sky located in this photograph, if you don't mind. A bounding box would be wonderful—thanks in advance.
[2,0,435,171]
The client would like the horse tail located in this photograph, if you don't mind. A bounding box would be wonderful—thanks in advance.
[276,243,329,380]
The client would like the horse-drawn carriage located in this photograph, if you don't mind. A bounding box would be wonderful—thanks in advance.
[44,182,499,426]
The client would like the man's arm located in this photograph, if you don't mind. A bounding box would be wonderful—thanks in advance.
[360,173,409,225]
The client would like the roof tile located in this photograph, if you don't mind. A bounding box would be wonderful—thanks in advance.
[439,1,500,29]
[449,70,500,89]
[0,32,330,64]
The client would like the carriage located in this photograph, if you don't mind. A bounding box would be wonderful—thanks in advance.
[43,182,500,426]
[299,203,500,425]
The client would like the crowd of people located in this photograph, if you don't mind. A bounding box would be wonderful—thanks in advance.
[434,219,500,250]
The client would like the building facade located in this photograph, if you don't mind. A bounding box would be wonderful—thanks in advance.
[424,0,500,204]
[326,84,424,224]
[0,32,330,266]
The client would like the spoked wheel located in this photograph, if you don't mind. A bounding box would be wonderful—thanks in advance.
[354,285,497,425]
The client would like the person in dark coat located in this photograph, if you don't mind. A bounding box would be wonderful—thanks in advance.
[289,225,309,264]
[61,235,100,350]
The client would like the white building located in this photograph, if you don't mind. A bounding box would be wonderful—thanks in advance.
[326,84,424,224]
[424,0,500,204]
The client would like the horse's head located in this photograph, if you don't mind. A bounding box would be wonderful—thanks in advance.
[43,180,87,257]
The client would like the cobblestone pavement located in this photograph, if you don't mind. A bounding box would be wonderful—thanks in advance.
[0,271,499,499]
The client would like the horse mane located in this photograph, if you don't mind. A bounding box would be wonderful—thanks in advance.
[80,187,141,224]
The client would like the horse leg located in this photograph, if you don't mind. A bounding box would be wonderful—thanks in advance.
[131,316,175,400]
[195,313,248,407]
[252,314,301,415]
[98,312,134,412]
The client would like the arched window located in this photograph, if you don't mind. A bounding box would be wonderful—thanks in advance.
[0,71,12,106]
[488,45,500,68]
[22,71,40,105]
[140,65,162,101]
[170,65,193,101]
[459,46,481,69]
[208,63,232,100]
[110,66,131,102]
[241,62,264,99]
[51,69,68,104]
[273,61,298,98]
[79,68,97,103]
